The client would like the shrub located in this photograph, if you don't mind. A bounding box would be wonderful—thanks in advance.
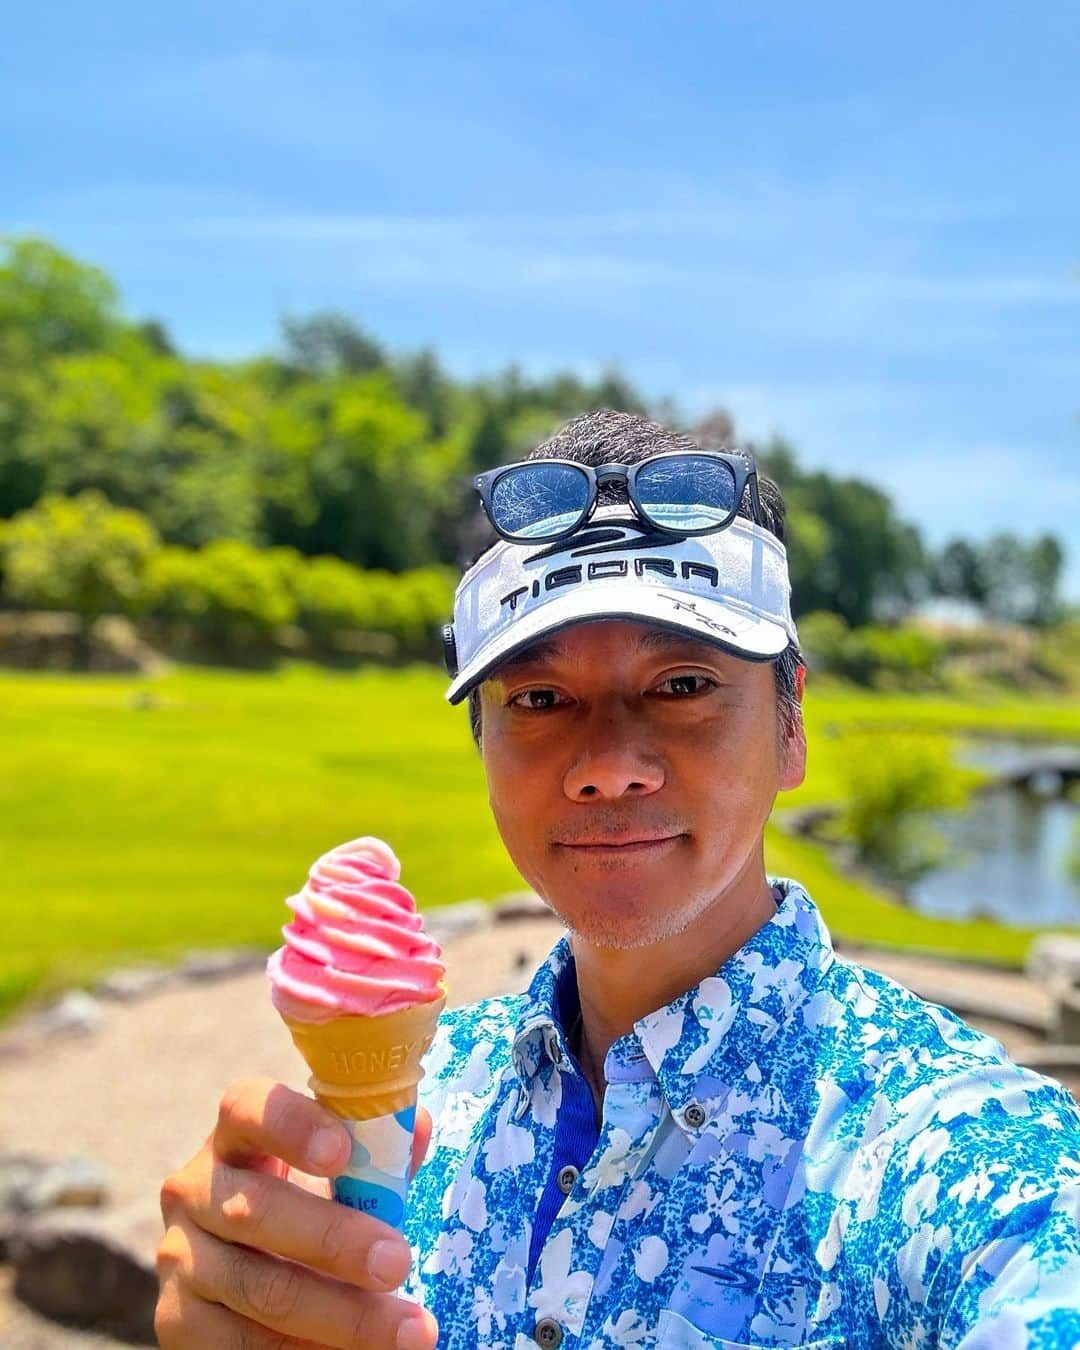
[831,732,974,885]
[1,490,158,619]
[143,539,296,656]
[849,625,944,689]
[1032,620,1080,694]
[287,556,453,655]
[0,493,455,665]
[798,610,850,673]
[289,555,382,649]
[798,610,944,689]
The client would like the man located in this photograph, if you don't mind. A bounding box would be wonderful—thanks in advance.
[156,412,1080,1349]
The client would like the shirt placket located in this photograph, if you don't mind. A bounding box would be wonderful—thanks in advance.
[521,1071,665,1349]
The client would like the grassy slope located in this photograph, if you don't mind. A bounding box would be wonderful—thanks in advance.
[3,663,1078,1016]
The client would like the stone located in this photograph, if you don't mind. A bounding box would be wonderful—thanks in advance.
[423,900,491,944]
[0,1154,44,1203]
[34,992,103,1039]
[0,1156,41,1260]
[1049,984,1080,1047]
[493,892,551,923]
[89,616,164,675]
[0,610,162,674]
[178,947,267,982]
[8,1157,109,1214]
[0,1205,16,1262]
[10,1201,161,1344]
[1027,934,1080,988]
[95,964,171,1002]
[1027,936,1080,1046]
[1015,1043,1080,1074]
[330,629,397,658]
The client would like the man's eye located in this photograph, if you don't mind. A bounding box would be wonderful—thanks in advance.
[654,674,715,697]
[508,688,565,711]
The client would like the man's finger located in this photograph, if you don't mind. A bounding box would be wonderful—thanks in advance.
[214,1078,350,1177]
[157,1282,332,1350]
[186,1225,437,1350]
[185,1161,413,1289]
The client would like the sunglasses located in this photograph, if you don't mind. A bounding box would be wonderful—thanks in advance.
[473,448,764,544]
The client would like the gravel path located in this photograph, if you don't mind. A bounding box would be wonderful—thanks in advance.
[2,918,1076,1347]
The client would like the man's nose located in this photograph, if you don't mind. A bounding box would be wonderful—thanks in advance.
[562,704,665,801]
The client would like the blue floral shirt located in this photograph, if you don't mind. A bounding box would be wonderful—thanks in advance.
[403,878,1080,1348]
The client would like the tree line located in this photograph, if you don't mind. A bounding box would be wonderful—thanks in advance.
[0,236,1069,642]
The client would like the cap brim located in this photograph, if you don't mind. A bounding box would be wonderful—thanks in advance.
[445,580,790,705]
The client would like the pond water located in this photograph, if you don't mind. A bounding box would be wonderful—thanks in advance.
[907,739,1080,928]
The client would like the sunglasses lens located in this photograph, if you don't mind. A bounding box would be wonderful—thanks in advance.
[490,463,591,539]
[635,455,739,532]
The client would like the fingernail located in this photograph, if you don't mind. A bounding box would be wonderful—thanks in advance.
[397,1311,436,1350]
[368,1238,410,1287]
[307,1126,345,1168]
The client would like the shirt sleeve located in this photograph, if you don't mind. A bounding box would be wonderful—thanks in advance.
[849,1064,1080,1348]
[944,1175,1080,1347]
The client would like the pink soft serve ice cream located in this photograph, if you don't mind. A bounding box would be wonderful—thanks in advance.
[267,836,445,1022]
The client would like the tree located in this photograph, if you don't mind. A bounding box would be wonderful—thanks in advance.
[933,537,987,606]
[753,439,928,626]
[0,236,120,357]
[465,395,509,473]
[135,318,177,356]
[593,368,645,414]
[0,335,49,517]
[982,532,1031,623]
[1027,534,1065,627]
[13,349,265,547]
[291,374,440,569]
[692,408,735,447]
[979,531,1067,626]
[281,311,385,377]
[394,348,452,438]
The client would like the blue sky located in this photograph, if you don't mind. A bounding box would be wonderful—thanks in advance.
[7,3,1079,593]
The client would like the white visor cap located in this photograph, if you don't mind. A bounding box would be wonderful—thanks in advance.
[445,505,798,705]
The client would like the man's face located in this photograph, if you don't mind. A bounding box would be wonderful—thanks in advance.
[478,619,806,949]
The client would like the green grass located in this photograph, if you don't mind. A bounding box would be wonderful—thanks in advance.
[3,662,1079,1017]
[1,662,520,1013]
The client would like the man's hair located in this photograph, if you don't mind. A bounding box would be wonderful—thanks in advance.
[463,409,804,746]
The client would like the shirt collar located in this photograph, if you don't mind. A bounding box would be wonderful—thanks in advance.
[510,878,835,1123]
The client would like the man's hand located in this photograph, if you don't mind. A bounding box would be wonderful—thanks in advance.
[155,1078,439,1349]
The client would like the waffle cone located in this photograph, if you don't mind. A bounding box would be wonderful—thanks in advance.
[282,990,446,1121]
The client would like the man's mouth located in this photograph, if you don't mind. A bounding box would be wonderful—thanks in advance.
[555,831,685,856]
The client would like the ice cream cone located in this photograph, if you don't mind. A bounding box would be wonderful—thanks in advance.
[280,989,447,1230]
[268,836,448,1230]
[282,989,447,1121]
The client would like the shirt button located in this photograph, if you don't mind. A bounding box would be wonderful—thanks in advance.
[683,1101,707,1128]
[534,1317,564,1348]
[557,1164,579,1194]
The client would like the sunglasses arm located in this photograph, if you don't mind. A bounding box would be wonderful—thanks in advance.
[747,472,765,528]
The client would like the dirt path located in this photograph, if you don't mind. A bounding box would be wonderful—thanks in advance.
[1,919,1075,1347]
